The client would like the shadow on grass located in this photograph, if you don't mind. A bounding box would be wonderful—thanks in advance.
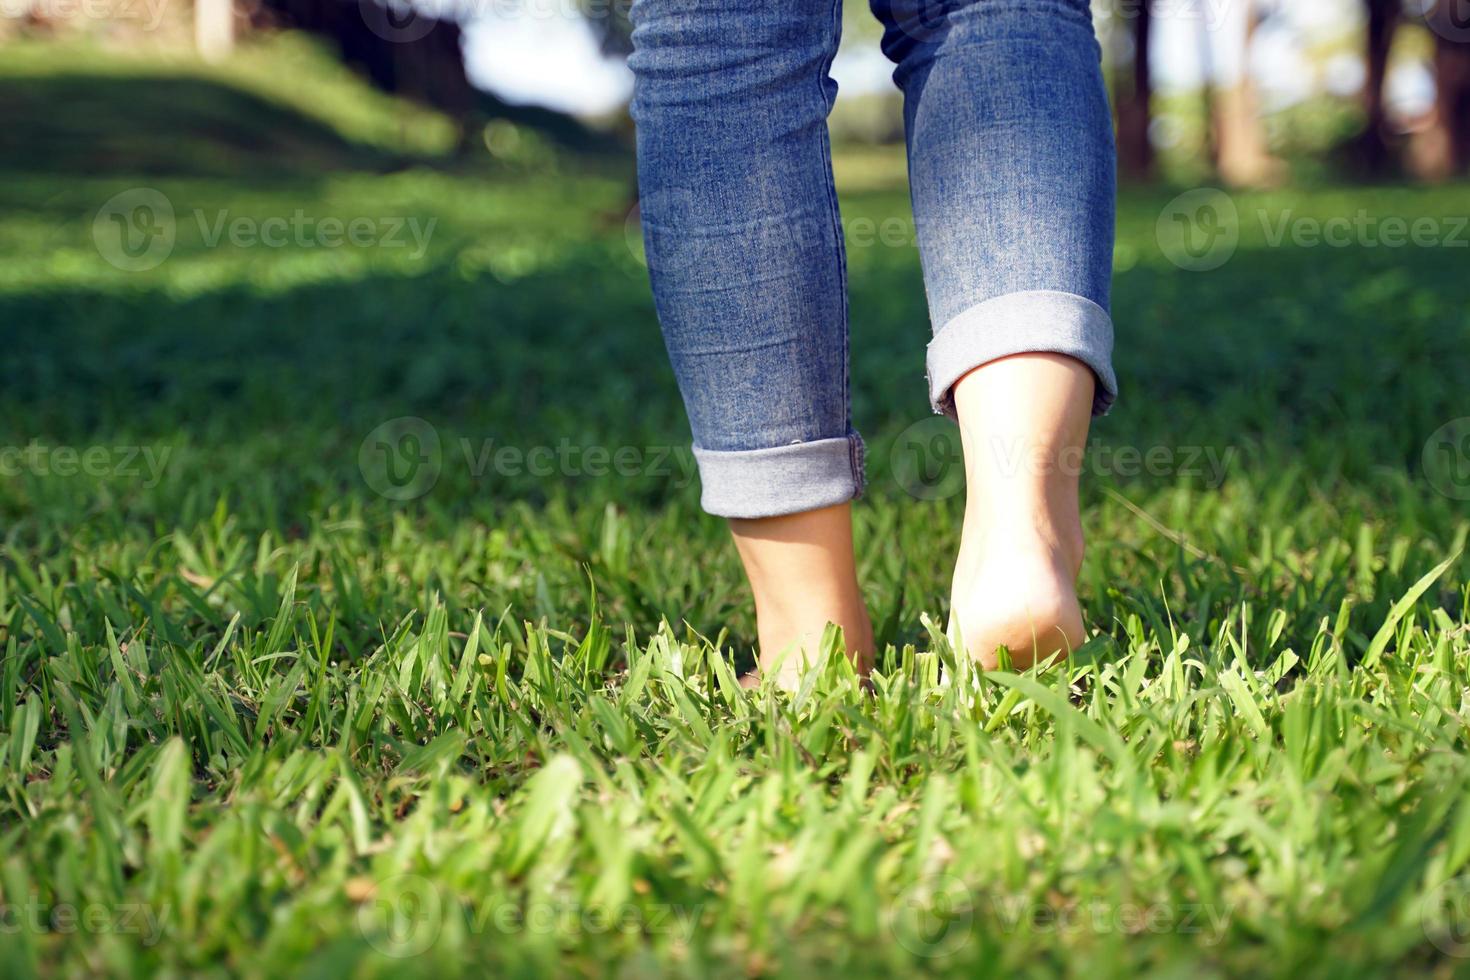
[1,183,1467,663]
[1,232,1465,521]
[0,73,407,178]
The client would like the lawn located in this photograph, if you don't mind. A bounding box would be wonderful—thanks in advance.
[2,39,1470,978]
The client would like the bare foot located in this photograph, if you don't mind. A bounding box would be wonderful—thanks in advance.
[730,503,873,692]
[947,352,1095,670]
[950,519,1085,671]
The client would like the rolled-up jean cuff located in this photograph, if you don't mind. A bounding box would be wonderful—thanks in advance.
[693,432,865,518]
[926,290,1117,419]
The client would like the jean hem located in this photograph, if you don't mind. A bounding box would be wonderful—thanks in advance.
[693,433,865,518]
[925,289,1117,419]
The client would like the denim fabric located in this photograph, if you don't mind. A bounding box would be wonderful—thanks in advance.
[630,0,1117,518]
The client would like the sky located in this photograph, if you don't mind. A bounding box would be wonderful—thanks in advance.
[461,0,1435,120]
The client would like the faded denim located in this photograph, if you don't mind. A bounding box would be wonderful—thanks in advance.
[630,0,1117,518]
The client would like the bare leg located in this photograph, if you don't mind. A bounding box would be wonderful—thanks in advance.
[949,353,1092,670]
[730,503,873,691]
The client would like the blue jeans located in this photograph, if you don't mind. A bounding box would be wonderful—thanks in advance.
[630,0,1117,518]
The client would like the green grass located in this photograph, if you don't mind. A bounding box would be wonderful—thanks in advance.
[3,41,1470,978]
[0,34,466,175]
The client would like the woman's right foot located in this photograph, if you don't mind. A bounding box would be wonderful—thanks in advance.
[949,518,1085,671]
[947,352,1095,671]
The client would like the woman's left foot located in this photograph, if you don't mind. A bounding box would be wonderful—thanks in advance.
[729,503,873,692]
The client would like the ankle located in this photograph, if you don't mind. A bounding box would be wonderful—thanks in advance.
[753,593,872,667]
[959,495,1084,579]
[728,503,873,684]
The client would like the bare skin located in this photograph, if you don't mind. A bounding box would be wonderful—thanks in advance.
[948,353,1091,670]
[730,502,873,690]
[729,352,1091,687]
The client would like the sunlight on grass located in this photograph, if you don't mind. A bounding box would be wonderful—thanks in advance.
[2,41,1470,979]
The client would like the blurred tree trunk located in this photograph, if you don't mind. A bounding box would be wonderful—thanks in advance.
[1214,0,1280,186]
[261,0,476,149]
[1354,0,1400,175]
[196,0,235,62]
[1418,1,1470,177]
[1193,2,1218,169]
[1115,0,1154,181]
[250,0,614,156]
